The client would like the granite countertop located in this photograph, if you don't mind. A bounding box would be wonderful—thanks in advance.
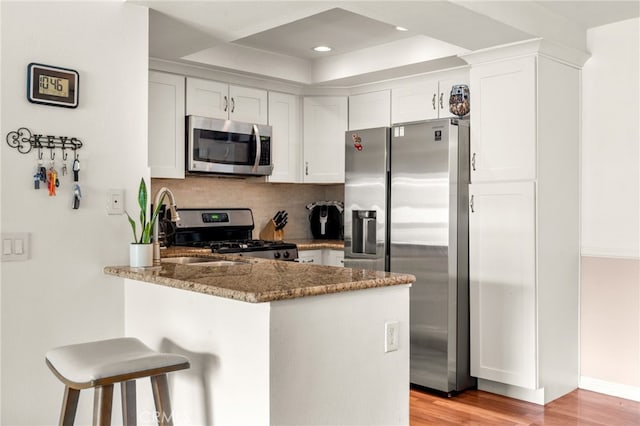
[104,247,413,304]
[287,239,344,250]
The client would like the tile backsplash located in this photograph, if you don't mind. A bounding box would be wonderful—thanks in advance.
[152,176,344,240]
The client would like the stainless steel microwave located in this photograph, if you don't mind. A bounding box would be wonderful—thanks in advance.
[186,116,273,176]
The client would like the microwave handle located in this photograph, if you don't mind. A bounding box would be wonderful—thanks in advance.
[252,124,261,173]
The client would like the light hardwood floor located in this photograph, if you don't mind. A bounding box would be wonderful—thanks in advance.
[410,387,640,425]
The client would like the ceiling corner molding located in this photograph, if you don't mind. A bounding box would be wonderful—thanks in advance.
[460,38,590,68]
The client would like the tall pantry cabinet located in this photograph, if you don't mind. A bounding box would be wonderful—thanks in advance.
[463,40,589,405]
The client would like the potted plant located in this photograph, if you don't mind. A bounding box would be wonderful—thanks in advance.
[126,178,165,267]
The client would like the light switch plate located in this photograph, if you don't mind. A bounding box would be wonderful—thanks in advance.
[107,189,124,215]
[1,233,30,261]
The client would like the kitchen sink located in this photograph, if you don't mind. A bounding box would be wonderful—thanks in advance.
[161,257,246,266]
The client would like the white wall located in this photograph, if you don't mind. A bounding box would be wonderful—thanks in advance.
[0,2,148,424]
[580,17,640,402]
[582,17,640,259]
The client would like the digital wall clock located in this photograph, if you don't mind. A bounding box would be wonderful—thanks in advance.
[27,63,79,108]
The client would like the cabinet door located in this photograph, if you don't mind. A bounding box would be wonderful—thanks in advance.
[348,90,391,130]
[438,75,469,119]
[297,250,323,265]
[229,85,268,124]
[324,250,345,267]
[268,92,300,183]
[391,80,438,124]
[469,181,537,389]
[148,71,185,179]
[303,96,347,183]
[185,77,228,119]
[470,56,536,182]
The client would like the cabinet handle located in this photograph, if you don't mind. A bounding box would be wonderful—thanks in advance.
[305,161,309,176]
[432,93,437,110]
[439,93,444,109]
[223,96,228,112]
[471,152,476,171]
[470,195,475,213]
[231,97,235,113]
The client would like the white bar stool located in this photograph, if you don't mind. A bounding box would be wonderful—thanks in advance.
[45,337,190,426]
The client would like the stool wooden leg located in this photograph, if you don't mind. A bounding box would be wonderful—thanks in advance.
[92,384,113,426]
[121,380,137,426]
[59,386,80,426]
[150,374,173,426]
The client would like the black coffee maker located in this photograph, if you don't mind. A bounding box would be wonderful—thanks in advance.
[306,201,344,239]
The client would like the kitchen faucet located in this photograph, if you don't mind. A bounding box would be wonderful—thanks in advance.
[153,187,180,266]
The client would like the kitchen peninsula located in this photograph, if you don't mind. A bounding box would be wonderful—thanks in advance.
[105,250,414,425]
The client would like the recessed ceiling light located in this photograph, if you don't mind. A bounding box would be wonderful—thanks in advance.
[313,46,332,52]
[396,26,409,32]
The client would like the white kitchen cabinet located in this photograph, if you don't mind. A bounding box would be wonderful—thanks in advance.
[296,249,323,265]
[268,92,301,183]
[391,80,438,123]
[464,42,583,404]
[324,249,344,267]
[348,90,391,130]
[391,71,468,124]
[186,77,268,124]
[469,182,536,389]
[469,56,536,182]
[297,249,344,267]
[148,71,185,179]
[303,96,348,183]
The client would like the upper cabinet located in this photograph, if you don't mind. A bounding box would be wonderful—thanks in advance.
[148,71,185,179]
[268,91,301,183]
[303,96,348,183]
[469,57,536,183]
[348,90,391,130]
[186,77,268,124]
[391,71,468,124]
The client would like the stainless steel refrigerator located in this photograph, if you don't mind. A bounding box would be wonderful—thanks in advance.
[344,118,475,394]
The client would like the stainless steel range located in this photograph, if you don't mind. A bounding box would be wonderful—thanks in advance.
[166,208,298,261]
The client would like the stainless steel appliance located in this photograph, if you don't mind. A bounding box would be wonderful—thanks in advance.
[186,116,273,176]
[167,208,298,261]
[344,118,475,394]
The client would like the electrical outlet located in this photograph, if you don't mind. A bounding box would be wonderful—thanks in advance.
[385,321,399,353]
[107,189,124,215]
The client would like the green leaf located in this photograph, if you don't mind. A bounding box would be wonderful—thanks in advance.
[138,178,147,230]
[125,211,138,243]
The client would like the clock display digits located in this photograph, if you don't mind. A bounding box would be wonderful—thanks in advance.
[39,75,69,97]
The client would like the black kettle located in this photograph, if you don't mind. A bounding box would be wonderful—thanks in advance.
[306,201,344,240]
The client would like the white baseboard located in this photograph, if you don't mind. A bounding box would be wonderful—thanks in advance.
[579,376,640,402]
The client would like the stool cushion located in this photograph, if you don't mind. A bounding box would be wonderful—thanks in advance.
[46,337,190,389]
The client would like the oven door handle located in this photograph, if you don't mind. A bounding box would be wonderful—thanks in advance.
[252,124,261,173]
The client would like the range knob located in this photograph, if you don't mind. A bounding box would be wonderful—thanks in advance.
[273,252,281,259]
[283,251,290,259]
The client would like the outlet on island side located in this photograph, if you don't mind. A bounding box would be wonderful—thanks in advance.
[384,321,399,353]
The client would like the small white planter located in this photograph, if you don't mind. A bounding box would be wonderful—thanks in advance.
[130,243,153,268]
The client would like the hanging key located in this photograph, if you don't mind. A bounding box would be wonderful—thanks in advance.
[72,158,80,182]
[72,184,82,209]
[33,173,40,190]
[62,162,68,176]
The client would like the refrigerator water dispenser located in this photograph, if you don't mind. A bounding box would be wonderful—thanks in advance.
[352,210,377,254]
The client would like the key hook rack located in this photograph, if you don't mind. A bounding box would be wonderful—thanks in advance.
[6,127,82,159]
